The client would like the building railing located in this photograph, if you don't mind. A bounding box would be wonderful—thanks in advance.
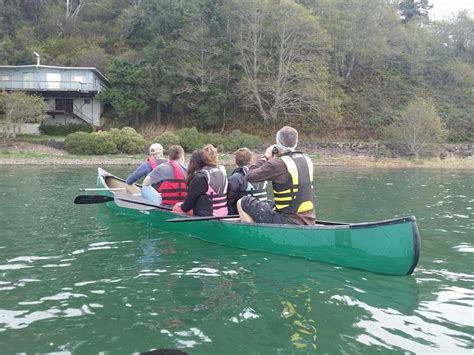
[0,80,107,92]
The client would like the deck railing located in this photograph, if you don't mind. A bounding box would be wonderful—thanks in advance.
[0,80,106,92]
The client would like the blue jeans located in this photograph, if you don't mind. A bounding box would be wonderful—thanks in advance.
[141,185,162,205]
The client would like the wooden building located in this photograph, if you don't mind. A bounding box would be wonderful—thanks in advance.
[0,63,109,129]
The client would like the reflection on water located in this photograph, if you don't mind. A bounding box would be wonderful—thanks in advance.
[0,166,472,353]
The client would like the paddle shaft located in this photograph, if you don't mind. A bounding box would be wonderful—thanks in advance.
[79,188,125,191]
[74,194,171,211]
[166,215,240,223]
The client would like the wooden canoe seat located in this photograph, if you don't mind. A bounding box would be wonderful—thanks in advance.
[105,176,141,194]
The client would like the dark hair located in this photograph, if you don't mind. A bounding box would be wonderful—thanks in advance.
[168,145,184,160]
[186,150,207,185]
[234,147,252,166]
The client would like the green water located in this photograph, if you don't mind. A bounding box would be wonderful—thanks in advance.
[0,166,472,354]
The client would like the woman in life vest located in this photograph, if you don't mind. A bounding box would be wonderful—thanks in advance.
[173,145,228,217]
[227,147,268,215]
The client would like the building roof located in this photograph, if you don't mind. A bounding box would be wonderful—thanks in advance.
[0,64,109,84]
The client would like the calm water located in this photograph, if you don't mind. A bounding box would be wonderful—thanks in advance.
[0,166,472,354]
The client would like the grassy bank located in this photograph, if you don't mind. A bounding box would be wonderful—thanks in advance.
[1,140,473,168]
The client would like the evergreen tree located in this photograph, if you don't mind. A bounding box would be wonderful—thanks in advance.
[399,0,432,23]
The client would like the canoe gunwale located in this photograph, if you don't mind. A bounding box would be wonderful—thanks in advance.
[98,168,417,230]
[211,215,417,231]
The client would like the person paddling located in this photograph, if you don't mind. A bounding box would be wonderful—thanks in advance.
[237,126,315,225]
[173,145,228,217]
[227,147,268,215]
[126,143,166,193]
[142,145,187,207]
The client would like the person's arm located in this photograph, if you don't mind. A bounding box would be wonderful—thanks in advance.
[126,162,151,185]
[246,145,288,184]
[227,174,243,214]
[247,158,288,184]
[143,165,164,186]
[142,175,152,186]
[180,173,208,212]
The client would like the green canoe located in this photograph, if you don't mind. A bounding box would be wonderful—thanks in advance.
[94,168,420,276]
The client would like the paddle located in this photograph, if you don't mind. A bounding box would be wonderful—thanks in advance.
[79,188,126,191]
[113,192,171,211]
[73,192,172,212]
[74,194,114,204]
[166,214,240,223]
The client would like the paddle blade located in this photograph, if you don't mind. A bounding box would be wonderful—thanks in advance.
[74,194,114,205]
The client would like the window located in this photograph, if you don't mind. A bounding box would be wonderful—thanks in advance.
[47,73,61,89]
[23,72,34,89]
[56,98,73,113]
[84,99,91,104]
[0,75,10,81]
[72,75,86,83]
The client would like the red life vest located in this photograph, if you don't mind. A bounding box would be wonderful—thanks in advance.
[157,160,188,205]
[147,156,167,169]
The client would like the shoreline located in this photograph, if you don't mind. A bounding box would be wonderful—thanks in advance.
[1,154,473,170]
[1,141,473,169]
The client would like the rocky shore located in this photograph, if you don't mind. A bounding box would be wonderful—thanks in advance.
[1,140,473,168]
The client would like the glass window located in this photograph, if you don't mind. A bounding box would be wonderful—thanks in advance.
[23,72,35,89]
[72,75,86,83]
[46,73,61,89]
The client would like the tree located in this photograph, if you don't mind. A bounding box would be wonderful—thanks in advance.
[232,0,337,126]
[96,59,149,126]
[309,0,399,81]
[399,0,432,23]
[385,98,447,158]
[0,91,48,138]
[138,0,197,126]
[65,0,84,19]
[434,10,474,60]
[173,0,232,130]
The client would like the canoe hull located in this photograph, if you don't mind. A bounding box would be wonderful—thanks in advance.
[95,168,420,276]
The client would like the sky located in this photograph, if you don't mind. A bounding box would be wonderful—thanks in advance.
[429,0,474,21]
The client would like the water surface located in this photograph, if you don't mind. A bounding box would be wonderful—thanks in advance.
[0,166,472,353]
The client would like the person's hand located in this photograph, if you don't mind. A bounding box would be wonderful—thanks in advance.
[264,145,276,160]
[172,202,193,216]
[172,202,184,214]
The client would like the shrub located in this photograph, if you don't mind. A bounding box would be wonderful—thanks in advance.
[0,91,48,138]
[90,131,118,155]
[223,130,263,152]
[108,127,146,154]
[384,98,447,159]
[39,122,92,136]
[64,132,95,154]
[64,127,145,155]
[157,131,181,150]
[175,127,205,152]
[204,132,224,148]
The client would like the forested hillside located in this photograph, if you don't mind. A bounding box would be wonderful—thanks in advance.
[1,0,473,141]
